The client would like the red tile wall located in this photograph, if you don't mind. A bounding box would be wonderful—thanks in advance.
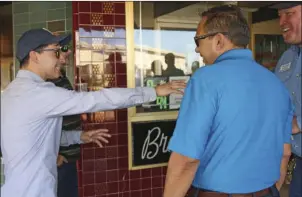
[72,2,167,197]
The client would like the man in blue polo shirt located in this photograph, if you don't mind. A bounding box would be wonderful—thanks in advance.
[271,2,302,197]
[164,5,293,197]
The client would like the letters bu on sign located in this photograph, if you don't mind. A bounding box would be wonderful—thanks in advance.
[130,120,176,170]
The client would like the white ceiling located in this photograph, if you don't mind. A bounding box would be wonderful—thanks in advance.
[158,2,251,24]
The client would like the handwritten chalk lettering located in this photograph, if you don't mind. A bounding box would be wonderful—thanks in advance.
[141,127,169,160]
[131,120,176,167]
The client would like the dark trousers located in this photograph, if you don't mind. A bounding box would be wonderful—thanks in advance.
[289,156,302,197]
[57,162,79,197]
[187,185,280,197]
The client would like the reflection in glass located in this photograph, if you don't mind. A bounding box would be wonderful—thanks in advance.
[76,24,127,91]
[133,1,204,113]
[255,34,289,72]
[76,24,123,124]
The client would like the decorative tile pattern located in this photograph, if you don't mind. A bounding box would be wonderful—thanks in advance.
[104,26,115,37]
[92,64,103,75]
[92,13,103,25]
[102,2,114,14]
[92,38,103,50]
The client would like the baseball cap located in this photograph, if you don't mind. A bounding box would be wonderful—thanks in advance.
[16,28,71,62]
[269,2,302,10]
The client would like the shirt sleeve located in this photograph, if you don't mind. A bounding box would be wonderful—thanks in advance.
[284,101,295,144]
[60,130,83,146]
[168,76,217,160]
[36,84,157,118]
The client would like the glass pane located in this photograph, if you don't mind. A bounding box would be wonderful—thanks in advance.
[133,2,205,113]
[254,34,290,72]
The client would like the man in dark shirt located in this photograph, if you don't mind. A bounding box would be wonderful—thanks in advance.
[270,2,302,197]
[52,49,111,197]
[162,53,185,76]
[48,48,83,197]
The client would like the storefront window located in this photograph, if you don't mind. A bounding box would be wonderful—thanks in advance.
[133,2,206,113]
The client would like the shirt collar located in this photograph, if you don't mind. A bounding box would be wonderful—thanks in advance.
[16,70,44,82]
[214,49,253,64]
[290,45,301,54]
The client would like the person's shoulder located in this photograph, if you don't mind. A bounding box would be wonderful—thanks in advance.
[193,64,218,76]
[36,80,62,93]
[281,46,297,57]
[190,65,216,84]
[176,68,185,74]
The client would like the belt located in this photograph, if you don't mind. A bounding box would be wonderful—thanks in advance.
[293,154,302,159]
[186,186,271,197]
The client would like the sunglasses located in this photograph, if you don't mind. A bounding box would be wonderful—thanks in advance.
[36,45,70,58]
[194,32,228,47]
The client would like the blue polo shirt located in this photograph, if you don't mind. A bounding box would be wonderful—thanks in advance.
[168,49,293,193]
[275,45,301,157]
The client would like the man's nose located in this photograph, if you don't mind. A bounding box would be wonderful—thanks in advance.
[59,58,66,65]
[59,55,67,64]
[66,49,72,56]
[195,47,199,53]
[279,15,286,27]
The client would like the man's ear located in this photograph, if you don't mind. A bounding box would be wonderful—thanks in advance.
[29,51,39,64]
[215,33,225,51]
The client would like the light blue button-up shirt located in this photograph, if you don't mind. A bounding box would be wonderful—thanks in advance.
[275,45,301,157]
[1,70,156,197]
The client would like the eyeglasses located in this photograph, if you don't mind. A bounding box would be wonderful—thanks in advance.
[36,45,70,58]
[194,32,228,47]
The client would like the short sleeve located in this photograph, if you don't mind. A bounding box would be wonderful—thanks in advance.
[284,101,295,144]
[168,76,217,160]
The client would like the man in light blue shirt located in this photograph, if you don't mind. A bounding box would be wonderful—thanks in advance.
[0,28,185,197]
[164,5,293,197]
[271,2,302,197]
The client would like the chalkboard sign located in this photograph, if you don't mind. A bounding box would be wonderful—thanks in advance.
[130,120,176,169]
